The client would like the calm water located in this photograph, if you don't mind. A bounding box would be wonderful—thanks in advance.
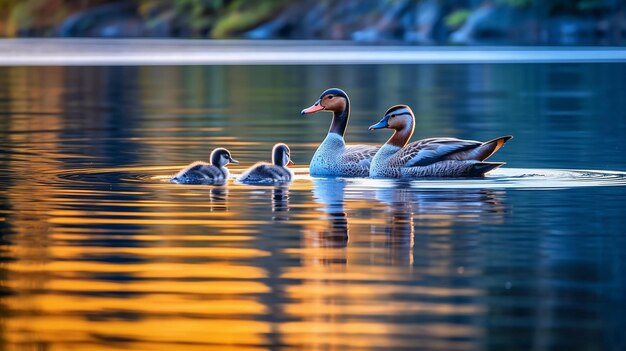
[1,63,626,351]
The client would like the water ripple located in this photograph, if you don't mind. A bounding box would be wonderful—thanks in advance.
[55,167,626,190]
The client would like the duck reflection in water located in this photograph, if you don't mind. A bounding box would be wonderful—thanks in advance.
[271,186,290,221]
[303,178,350,265]
[307,177,508,266]
[375,184,416,266]
[374,183,508,264]
[208,186,229,212]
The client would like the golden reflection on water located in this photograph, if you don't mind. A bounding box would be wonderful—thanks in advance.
[1,169,505,350]
[0,66,511,351]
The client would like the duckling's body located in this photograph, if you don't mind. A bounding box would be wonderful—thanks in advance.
[171,148,238,185]
[238,143,294,184]
[172,161,229,184]
[239,163,293,183]
[369,105,512,178]
[302,88,378,177]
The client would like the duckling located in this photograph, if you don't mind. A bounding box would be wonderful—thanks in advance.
[171,148,238,185]
[301,88,379,177]
[369,105,512,178]
[238,143,294,184]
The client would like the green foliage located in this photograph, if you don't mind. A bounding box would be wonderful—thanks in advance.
[212,0,287,38]
[138,0,225,36]
[445,9,471,28]
[137,0,288,38]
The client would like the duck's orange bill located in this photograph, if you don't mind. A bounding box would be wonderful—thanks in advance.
[301,103,324,114]
[287,160,295,166]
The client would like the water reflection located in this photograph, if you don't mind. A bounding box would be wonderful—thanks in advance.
[271,186,289,221]
[375,185,416,266]
[281,179,513,350]
[310,178,350,248]
[1,63,625,350]
[208,186,229,212]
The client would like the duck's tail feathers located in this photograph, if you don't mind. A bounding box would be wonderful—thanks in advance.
[470,162,505,176]
[450,135,513,161]
[479,135,513,161]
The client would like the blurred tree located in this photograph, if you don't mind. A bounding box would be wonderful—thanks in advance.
[0,0,623,42]
[137,0,288,38]
[1,0,106,36]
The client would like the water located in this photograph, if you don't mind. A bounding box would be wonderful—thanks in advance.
[1,63,626,351]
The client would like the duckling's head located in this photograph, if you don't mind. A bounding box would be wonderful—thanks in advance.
[369,105,415,131]
[210,148,239,167]
[301,88,349,115]
[272,143,294,167]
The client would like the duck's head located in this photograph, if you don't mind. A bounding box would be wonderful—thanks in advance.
[210,148,239,167]
[301,88,349,115]
[369,105,415,132]
[272,143,294,167]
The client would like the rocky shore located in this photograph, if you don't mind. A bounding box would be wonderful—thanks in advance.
[1,0,625,45]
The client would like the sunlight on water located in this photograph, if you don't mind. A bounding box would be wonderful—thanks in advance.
[1,64,625,350]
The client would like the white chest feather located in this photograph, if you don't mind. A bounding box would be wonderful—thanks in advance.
[370,144,401,178]
[310,133,346,175]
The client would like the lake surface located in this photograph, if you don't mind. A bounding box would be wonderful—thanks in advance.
[1,63,625,351]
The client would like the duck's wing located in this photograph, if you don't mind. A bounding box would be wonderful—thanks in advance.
[344,144,379,163]
[398,136,512,168]
[343,144,380,173]
[398,138,483,167]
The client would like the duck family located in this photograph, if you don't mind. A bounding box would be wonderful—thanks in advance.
[171,88,511,185]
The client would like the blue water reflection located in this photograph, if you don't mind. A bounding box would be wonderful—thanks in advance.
[0,63,625,350]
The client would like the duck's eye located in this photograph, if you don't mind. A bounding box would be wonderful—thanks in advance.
[390,114,395,118]
[328,96,333,100]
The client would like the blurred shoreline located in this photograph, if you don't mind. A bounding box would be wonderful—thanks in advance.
[1,39,626,66]
[1,1,625,46]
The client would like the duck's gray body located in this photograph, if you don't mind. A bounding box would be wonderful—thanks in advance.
[370,138,508,178]
[171,161,229,185]
[310,133,378,177]
[238,163,293,184]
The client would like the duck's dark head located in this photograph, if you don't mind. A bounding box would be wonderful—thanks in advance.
[210,148,239,167]
[301,88,349,115]
[369,105,414,131]
[272,143,294,167]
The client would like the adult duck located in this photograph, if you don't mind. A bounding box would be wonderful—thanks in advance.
[171,148,238,185]
[368,105,512,178]
[238,143,294,184]
[301,88,379,177]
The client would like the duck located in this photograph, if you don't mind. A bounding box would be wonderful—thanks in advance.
[171,148,238,185]
[301,88,379,177]
[238,143,294,184]
[368,105,512,178]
